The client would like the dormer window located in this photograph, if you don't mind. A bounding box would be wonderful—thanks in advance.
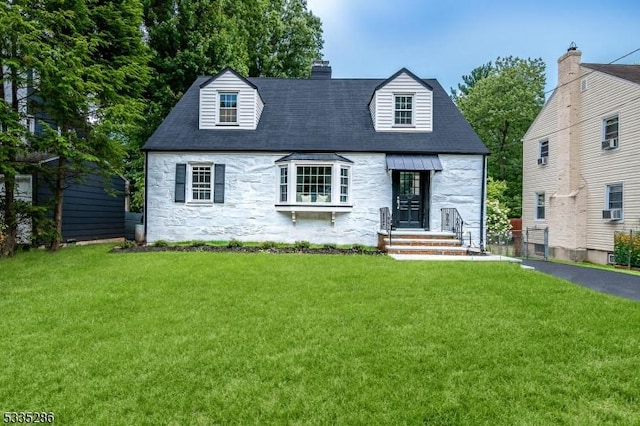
[394,94,413,125]
[218,92,238,124]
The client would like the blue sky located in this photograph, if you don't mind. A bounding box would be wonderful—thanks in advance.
[306,0,640,95]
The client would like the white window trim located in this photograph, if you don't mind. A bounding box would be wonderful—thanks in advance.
[339,166,350,204]
[605,183,623,219]
[534,192,545,221]
[538,139,549,165]
[393,93,415,127]
[278,165,288,204]
[216,91,239,126]
[602,113,619,148]
[187,162,214,204]
[275,161,353,209]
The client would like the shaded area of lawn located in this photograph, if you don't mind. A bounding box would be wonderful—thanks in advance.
[1,245,640,424]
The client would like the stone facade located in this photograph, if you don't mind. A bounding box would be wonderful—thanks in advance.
[146,152,485,247]
[431,155,485,247]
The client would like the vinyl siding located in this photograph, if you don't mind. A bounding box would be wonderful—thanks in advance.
[522,93,557,230]
[580,70,640,251]
[199,70,260,130]
[522,65,640,260]
[369,95,377,125]
[36,163,126,242]
[373,72,432,132]
[0,174,32,244]
[256,94,264,125]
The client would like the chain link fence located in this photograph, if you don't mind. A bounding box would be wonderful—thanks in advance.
[486,230,521,257]
[486,226,548,260]
[522,226,549,260]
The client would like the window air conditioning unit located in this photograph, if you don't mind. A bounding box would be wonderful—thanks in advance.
[602,208,622,220]
[607,253,616,265]
[537,157,548,165]
[601,138,618,150]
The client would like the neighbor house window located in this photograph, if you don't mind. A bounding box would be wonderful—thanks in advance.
[602,115,619,148]
[538,140,549,165]
[606,183,623,211]
[394,94,413,125]
[535,192,545,220]
[279,166,288,203]
[219,92,238,123]
[26,115,35,134]
[190,165,212,201]
[297,166,332,203]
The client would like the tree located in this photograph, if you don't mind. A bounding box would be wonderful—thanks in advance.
[32,0,149,250]
[0,0,39,256]
[486,177,511,238]
[244,0,323,78]
[456,57,546,215]
[127,0,324,211]
[450,61,492,104]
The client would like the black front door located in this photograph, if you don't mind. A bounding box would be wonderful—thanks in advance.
[392,171,426,228]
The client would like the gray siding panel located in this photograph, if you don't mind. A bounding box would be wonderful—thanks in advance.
[36,163,125,242]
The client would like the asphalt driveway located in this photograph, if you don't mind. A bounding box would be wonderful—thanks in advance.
[522,260,640,301]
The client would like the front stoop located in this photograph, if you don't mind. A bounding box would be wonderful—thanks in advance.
[378,230,469,256]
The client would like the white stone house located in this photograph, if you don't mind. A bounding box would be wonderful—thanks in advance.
[522,47,640,264]
[143,64,489,247]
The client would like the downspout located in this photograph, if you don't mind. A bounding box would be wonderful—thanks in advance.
[143,151,148,242]
[480,154,487,250]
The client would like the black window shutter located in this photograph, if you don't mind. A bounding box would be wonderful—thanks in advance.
[175,163,186,203]
[214,164,225,203]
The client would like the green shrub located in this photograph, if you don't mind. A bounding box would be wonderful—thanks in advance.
[152,240,169,247]
[351,243,366,252]
[260,241,277,249]
[323,243,337,250]
[189,240,207,247]
[120,239,136,249]
[227,239,243,248]
[294,240,310,250]
[613,231,640,267]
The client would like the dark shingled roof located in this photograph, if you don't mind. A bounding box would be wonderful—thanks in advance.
[143,72,489,155]
[582,63,640,85]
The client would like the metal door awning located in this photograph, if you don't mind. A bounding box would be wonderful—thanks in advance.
[385,154,442,171]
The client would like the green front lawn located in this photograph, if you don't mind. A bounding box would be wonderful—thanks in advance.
[1,246,639,424]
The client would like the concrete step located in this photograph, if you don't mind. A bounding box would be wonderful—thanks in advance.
[386,230,457,240]
[383,238,462,247]
[385,245,468,256]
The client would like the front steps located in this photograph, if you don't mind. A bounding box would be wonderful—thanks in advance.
[378,229,468,256]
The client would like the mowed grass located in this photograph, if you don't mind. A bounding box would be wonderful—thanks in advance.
[1,246,640,425]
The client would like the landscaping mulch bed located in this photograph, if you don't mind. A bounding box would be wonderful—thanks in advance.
[111,245,385,255]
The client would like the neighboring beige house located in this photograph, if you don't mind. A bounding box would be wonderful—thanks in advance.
[522,47,640,264]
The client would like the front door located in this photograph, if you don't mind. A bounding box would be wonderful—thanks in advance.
[392,171,427,228]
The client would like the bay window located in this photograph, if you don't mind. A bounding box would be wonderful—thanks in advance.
[275,154,352,207]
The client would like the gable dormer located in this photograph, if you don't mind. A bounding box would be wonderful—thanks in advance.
[369,68,433,132]
[199,68,264,130]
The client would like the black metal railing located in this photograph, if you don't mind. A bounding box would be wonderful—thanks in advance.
[441,208,464,241]
[379,207,392,246]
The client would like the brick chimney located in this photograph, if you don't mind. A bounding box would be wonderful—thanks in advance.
[310,60,331,79]
[556,44,582,193]
[550,43,588,260]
